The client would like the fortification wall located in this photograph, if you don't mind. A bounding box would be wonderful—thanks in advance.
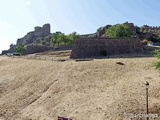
[70,37,144,59]
[25,45,53,54]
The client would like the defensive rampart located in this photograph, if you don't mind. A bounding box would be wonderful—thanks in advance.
[70,37,144,59]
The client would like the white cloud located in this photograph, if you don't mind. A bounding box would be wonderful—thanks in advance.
[26,1,31,6]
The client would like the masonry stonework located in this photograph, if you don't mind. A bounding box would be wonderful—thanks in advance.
[70,37,144,59]
[24,45,53,54]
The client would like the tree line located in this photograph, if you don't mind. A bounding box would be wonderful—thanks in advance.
[50,31,79,46]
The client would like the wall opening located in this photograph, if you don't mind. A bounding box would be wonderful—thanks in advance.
[100,50,108,56]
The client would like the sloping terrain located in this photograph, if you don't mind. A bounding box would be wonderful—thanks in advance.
[0,56,160,120]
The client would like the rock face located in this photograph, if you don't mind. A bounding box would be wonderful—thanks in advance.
[96,25,112,38]
[138,32,153,40]
[123,22,137,36]
[79,22,156,41]
[16,24,51,45]
[2,48,16,55]
[1,24,51,55]
[2,45,16,55]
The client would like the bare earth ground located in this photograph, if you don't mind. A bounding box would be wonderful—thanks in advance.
[0,52,160,120]
[26,50,72,59]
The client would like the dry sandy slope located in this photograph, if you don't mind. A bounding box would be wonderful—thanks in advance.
[0,56,160,120]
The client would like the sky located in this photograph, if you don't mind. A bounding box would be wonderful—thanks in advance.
[0,0,160,53]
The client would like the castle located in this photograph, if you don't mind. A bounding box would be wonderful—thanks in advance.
[2,24,51,55]
[16,24,51,45]
[142,25,160,31]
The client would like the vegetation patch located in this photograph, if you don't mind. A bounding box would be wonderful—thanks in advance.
[152,49,160,70]
[105,24,133,38]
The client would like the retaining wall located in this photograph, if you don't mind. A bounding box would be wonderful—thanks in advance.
[70,37,144,59]
[25,45,53,54]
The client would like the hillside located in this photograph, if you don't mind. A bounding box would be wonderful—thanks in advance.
[0,56,160,120]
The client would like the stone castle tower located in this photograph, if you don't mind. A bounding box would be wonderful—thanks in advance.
[16,24,51,45]
[34,23,50,36]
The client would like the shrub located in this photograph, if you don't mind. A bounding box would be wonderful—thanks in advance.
[15,44,25,55]
[152,49,160,70]
[153,49,160,58]
[105,24,133,38]
[152,61,160,70]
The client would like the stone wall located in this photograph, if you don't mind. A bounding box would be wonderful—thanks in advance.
[25,45,53,54]
[70,37,144,59]
[57,45,73,50]
[143,25,160,30]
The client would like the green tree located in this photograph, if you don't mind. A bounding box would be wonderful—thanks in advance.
[58,33,67,45]
[105,24,133,38]
[50,32,61,45]
[67,32,79,44]
[50,31,79,45]
[15,44,25,55]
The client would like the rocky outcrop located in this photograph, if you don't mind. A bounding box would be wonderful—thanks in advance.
[96,25,112,38]
[2,48,16,55]
[80,22,137,38]
[123,22,137,36]
[16,24,51,45]
[2,45,16,55]
[2,24,51,55]
[79,22,156,41]
[138,32,153,40]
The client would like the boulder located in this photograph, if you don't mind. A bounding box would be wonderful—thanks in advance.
[96,25,111,38]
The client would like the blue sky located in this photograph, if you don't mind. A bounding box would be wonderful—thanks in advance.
[0,0,160,53]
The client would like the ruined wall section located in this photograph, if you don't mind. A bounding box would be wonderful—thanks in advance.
[70,37,144,59]
[24,45,53,54]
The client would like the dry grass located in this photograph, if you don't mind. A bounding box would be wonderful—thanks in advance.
[0,55,160,120]
[34,50,71,58]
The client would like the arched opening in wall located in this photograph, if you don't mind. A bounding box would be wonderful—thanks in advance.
[100,50,108,56]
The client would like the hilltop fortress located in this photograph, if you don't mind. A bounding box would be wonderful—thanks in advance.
[16,24,51,45]
[2,22,160,56]
[2,24,52,54]
[142,25,160,30]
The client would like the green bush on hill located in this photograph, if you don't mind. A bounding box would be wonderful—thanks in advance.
[105,24,133,38]
[152,49,160,70]
[15,44,25,55]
